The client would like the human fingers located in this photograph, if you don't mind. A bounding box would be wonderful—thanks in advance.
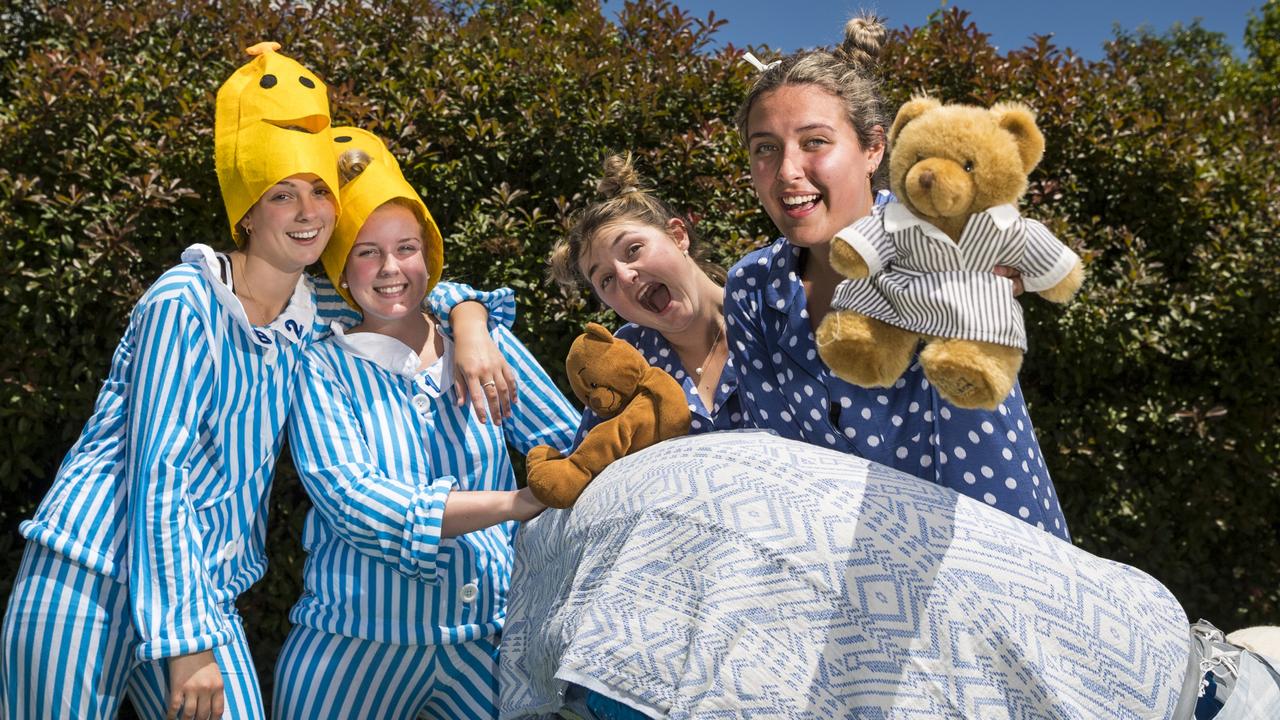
[486,375,509,425]
[501,363,518,417]
[993,265,1025,297]
[467,374,491,424]
[211,689,226,720]
[188,691,210,720]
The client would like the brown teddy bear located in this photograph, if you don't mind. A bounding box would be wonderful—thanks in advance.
[525,323,691,508]
[816,96,1084,410]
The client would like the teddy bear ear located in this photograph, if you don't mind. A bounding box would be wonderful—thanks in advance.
[889,96,941,145]
[584,322,615,342]
[992,102,1045,174]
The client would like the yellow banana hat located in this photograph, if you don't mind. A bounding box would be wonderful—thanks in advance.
[215,42,340,243]
[323,126,444,309]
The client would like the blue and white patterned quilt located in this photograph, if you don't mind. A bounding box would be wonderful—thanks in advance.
[499,431,1189,719]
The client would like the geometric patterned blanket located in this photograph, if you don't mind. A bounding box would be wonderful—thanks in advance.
[499,431,1190,719]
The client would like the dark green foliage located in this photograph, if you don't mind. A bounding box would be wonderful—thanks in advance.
[879,6,1279,625]
[1,0,1276,707]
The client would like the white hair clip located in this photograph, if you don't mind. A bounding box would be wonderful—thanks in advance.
[742,52,781,72]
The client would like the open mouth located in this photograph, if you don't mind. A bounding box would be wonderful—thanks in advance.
[637,282,672,314]
[781,192,821,215]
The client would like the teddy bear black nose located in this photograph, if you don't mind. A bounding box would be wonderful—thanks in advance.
[918,170,934,190]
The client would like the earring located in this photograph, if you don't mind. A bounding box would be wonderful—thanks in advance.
[340,280,348,289]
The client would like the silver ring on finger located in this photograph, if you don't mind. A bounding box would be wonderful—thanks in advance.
[482,380,497,388]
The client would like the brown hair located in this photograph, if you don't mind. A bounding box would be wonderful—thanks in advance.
[734,12,891,191]
[548,152,726,292]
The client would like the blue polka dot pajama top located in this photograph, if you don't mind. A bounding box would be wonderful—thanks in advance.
[724,237,1070,541]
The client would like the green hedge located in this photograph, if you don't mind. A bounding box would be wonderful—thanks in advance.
[2,0,1276,706]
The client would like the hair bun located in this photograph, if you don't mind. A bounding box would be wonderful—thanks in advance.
[338,148,372,185]
[838,13,886,71]
[596,152,644,199]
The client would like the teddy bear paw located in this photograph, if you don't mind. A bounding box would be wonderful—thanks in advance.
[816,312,916,388]
[527,462,592,509]
[920,340,1021,410]
[829,239,870,279]
[525,445,564,467]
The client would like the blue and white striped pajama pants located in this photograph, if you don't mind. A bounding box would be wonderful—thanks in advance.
[1,542,265,719]
[272,625,499,720]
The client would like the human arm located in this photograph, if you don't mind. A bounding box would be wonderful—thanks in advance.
[723,249,796,439]
[288,346,455,582]
[440,487,546,537]
[123,298,230,712]
[425,281,518,424]
[311,273,363,332]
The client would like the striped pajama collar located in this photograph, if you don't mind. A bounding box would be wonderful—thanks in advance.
[180,243,315,348]
[882,202,1020,242]
[327,322,454,395]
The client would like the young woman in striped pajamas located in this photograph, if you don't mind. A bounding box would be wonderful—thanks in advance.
[0,49,512,720]
[0,43,340,719]
[271,128,580,720]
[724,14,1072,539]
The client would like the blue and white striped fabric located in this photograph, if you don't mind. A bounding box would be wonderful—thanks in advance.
[3,542,266,718]
[283,320,580,646]
[313,275,516,339]
[500,431,1191,719]
[274,626,500,720]
[425,281,518,338]
[18,243,315,660]
[570,322,751,449]
[830,202,1080,350]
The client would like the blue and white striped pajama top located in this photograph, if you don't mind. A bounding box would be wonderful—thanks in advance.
[18,243,317,660]
[725,237,1071,541]
[285,321,580,646]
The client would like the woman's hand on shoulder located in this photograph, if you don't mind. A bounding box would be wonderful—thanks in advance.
[992,266,1025,297]
[449,301,517,424]
[167,650,224,720]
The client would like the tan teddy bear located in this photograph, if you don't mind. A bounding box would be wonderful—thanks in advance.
[525,323,691,508]
[816,96,1084,410]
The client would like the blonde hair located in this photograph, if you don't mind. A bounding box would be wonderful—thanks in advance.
[338,148,371,185]
[338,148,427,232]
[548,153,726,292]
[735,13,890,191]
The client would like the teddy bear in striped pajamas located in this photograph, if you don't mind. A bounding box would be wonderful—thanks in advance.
[817,97,1084,410]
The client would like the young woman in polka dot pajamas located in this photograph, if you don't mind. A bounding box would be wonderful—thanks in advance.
[725,15,1068,539]
[547,153,746,447]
